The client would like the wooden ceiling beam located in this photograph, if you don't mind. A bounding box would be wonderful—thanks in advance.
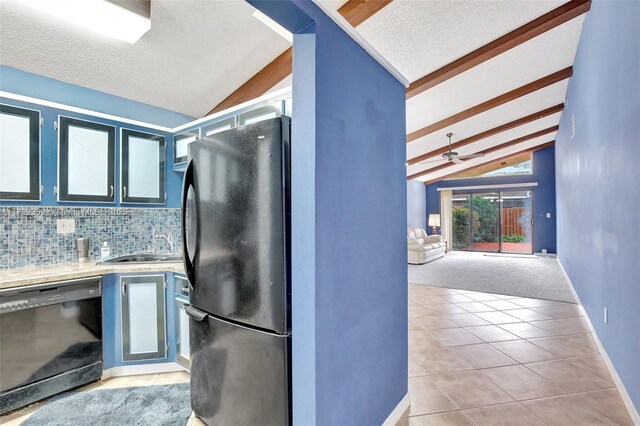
[206,0,393,116]
[406,0,591,99]
[407,103,564,165]
[407,126,558,180]
[407,67,572,143]
[337,0,394,26]
[421,141,556,186]
[207,48,293,115]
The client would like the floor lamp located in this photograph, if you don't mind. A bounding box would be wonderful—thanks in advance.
[428,214,440,235]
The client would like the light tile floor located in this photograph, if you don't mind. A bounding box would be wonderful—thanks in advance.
[3,285,636,426]
[2,371,194,426]
[400,283,635,426]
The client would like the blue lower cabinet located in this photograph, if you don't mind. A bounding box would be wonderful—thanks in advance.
[174,274,190,369]
[102,272,179,369]
[121,274,167,361]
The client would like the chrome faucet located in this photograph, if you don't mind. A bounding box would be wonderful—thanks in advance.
[153,230,174,254]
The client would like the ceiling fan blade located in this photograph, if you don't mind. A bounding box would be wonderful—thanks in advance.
[419,158,446,164]
[452,158,465,164]
[457,153,486,160]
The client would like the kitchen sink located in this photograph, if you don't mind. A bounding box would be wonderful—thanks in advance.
[100,254,182,264]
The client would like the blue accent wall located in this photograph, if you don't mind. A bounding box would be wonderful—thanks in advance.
[425,146,557,253]
[0,66,194,127]
[555,0,640,413]
[407,179,427,229]
[251,1,408,424]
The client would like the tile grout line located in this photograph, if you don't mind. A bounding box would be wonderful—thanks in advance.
[409,284,634,425]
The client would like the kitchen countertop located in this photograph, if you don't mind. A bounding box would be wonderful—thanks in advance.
[0,262,185,289]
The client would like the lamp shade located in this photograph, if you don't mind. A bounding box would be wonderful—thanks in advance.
[428,214,441,227]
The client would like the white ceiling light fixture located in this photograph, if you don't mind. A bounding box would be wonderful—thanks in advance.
[252,10,293,43]
[14,0,151,44]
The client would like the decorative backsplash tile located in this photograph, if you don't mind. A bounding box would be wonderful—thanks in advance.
[0,207,181,270]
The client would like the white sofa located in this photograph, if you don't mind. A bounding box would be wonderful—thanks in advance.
[407,227,446,265]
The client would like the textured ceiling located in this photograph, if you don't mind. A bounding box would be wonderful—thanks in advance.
[404,17,584,135]
[357,0,586,182]
[1,0,588,183]
[356,0,564,82]
[0,0,319,117]
[406,81,570,162]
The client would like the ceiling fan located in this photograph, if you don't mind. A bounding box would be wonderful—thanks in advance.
[420,133,485,164]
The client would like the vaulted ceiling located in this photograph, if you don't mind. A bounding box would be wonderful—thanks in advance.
[203,0,590,185]
[0,0,590,186]
[0,0,347,118]
[359,0,588,184]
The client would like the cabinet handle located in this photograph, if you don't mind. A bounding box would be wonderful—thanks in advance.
[122,282,126,295]
[110,185,114,198]
[123,186,127,199]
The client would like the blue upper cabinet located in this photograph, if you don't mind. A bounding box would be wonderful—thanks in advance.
[120,128,166,205]
[0,96,182,207]
[0,104,41,201]
[0,89,292,205]
[58,115,116,203]
[173,128,200,169]
[171,95,290,171]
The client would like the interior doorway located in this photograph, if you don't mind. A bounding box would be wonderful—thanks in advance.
[451,190,533,254]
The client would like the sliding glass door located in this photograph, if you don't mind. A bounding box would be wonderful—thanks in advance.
[450,190,533,255]
[452,195,470,250]
[500,191,533,254]
[470,193,500,252]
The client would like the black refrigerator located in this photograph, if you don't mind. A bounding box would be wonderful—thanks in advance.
[181,117,291,426]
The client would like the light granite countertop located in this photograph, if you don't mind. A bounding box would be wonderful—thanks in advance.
[0,262,185,289]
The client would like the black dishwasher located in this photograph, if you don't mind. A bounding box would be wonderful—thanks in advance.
[0,276,103,414]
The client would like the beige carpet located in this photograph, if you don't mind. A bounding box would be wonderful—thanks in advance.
[408,251,575,303]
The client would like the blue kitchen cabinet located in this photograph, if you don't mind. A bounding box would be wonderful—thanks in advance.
[0,104,41,201]
[102,272,180,369]
[120,129,166,205]
[0,96,179,208]
[57,116,116,203]
[121,274,167,361]
[174,274,190,369]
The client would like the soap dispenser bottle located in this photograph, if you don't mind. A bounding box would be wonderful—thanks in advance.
[101,242,111,261]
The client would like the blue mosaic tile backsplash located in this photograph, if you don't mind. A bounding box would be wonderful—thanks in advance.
[0,207,181,269]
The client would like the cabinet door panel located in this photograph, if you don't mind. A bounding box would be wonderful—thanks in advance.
[0,104,40,200]
[202,117,234,138]
[176,298,191,368]
[174,129,200,166]
[121,275,166,361]
[67,125,109,196]
[58,116,115,202]
[128,136,160,199]
[128,282,159,353]
[237,103,282,125]
[121,129,165,204]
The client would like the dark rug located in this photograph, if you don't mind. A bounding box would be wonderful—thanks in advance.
[22,382,191,426]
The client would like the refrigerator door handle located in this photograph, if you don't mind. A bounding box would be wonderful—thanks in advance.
[185,305,208,322]
[181,159,196,286]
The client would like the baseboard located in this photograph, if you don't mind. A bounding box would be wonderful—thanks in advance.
[557,259,640,425]
[102,362,187,379]
[382,393,409,426]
